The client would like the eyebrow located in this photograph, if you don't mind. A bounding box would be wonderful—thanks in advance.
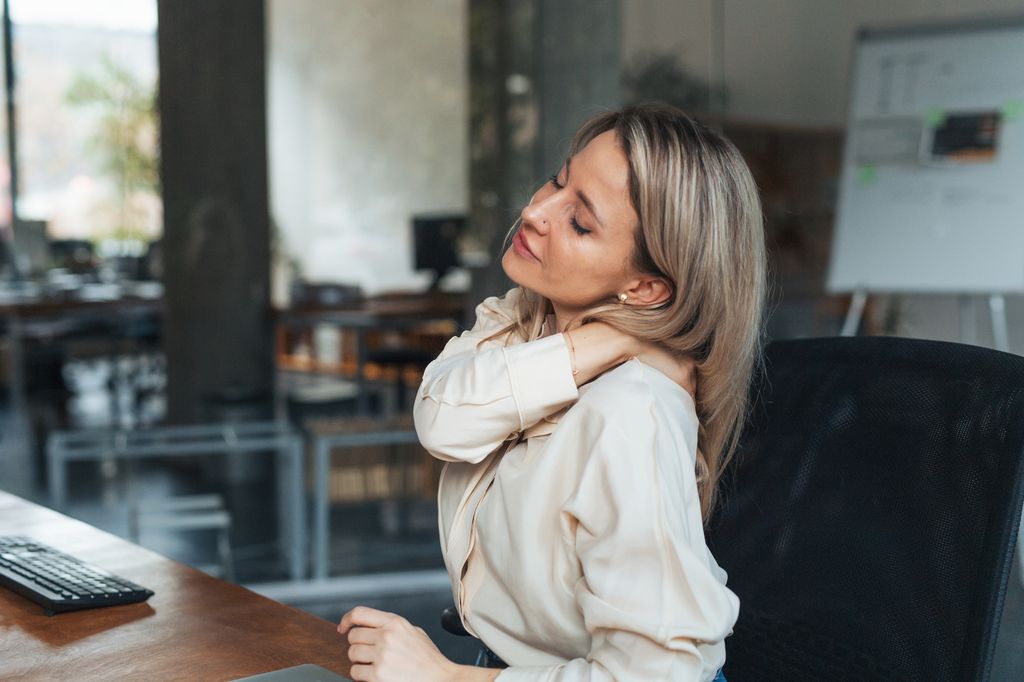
[564,156,605,229]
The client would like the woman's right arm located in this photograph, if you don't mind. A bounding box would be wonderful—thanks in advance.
[414,290,635,464]
[414,290,575,463]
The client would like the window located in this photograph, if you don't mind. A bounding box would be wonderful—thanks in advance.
[8,0,159,263]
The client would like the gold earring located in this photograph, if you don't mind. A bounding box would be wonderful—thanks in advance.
[618,293,628,304]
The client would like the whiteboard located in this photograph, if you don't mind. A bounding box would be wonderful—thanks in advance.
[827,16,1024,294]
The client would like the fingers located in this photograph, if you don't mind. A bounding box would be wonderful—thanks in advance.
[348,663,373,682]
[345,626,378,645]
[347,643,375,664]
[338,605,398,635]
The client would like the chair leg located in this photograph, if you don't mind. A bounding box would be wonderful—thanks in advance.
[217,524,235,583]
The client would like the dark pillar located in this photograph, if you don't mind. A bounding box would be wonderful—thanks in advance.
[534,0,622,178]
[467,0,621,308]
[466,0,537,307]
[157,0,272,423]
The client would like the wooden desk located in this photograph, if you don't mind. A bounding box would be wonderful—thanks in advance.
[0,491,352,681]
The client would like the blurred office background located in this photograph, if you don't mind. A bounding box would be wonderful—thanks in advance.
[0,0,1022,673]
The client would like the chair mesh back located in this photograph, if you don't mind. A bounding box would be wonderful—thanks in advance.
[707,337,1024,682]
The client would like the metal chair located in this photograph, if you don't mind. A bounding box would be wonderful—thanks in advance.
[129,494,234,580]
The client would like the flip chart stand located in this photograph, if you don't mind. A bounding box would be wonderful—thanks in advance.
[839,290,1010,353]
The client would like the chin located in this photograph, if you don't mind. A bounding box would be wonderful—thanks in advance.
[501,249,558,305]
[500,248,527,287]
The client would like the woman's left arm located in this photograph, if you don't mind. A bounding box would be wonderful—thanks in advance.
[337,606,501,682]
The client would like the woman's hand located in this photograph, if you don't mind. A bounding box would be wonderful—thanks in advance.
[562,322,635,386]
[338,606,459,682]
[566,322,696,396]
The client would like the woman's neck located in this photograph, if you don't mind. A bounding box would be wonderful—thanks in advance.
[551,303,585,333]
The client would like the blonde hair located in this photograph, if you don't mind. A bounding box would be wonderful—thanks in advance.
[494,103,767,524]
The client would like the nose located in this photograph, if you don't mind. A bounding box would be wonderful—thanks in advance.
[520,193,553,235]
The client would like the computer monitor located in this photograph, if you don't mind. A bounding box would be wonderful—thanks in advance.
[50,239,96,274]
[412,214,464,291]
[0,234,13,279]
[12,220,50,276]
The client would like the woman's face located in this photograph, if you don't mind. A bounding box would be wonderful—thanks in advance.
[501,130,642,319]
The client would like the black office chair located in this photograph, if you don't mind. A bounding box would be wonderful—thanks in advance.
[707,337,1024,681]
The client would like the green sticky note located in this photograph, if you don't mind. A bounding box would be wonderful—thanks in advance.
[1001,100,1024,120]
[924,109,946,126]
[857,166,878,185]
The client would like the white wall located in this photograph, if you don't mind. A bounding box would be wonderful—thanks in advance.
[267,0,467,296]
[623,0,1024,127]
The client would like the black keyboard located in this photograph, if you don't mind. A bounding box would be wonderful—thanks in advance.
[0,536,154,615]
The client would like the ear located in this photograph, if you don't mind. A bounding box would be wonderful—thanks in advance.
[623,275,673,307]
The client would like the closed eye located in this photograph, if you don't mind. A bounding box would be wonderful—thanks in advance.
[548,173,592,236]
[570,219,591,236]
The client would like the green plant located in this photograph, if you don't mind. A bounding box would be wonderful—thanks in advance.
[66,53,159,242]
[621,52,725,113]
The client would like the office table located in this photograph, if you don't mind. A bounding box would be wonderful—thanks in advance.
[45,421,308,581]
[276,292,464,414]
[306,417,422,580]
[0,490,352,681]
[0,291,163,461]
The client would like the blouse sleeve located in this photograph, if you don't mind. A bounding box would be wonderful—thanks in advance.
[495,406,740,681]
[413,289,579,464]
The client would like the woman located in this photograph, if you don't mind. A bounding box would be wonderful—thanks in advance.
[338,103,766,681]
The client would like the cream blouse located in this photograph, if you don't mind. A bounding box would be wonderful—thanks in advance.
[413,288,739,681]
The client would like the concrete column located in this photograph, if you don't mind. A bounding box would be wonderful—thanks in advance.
[157,0,273,423]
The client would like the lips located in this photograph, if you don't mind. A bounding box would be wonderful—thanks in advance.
[513,229,540,261]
